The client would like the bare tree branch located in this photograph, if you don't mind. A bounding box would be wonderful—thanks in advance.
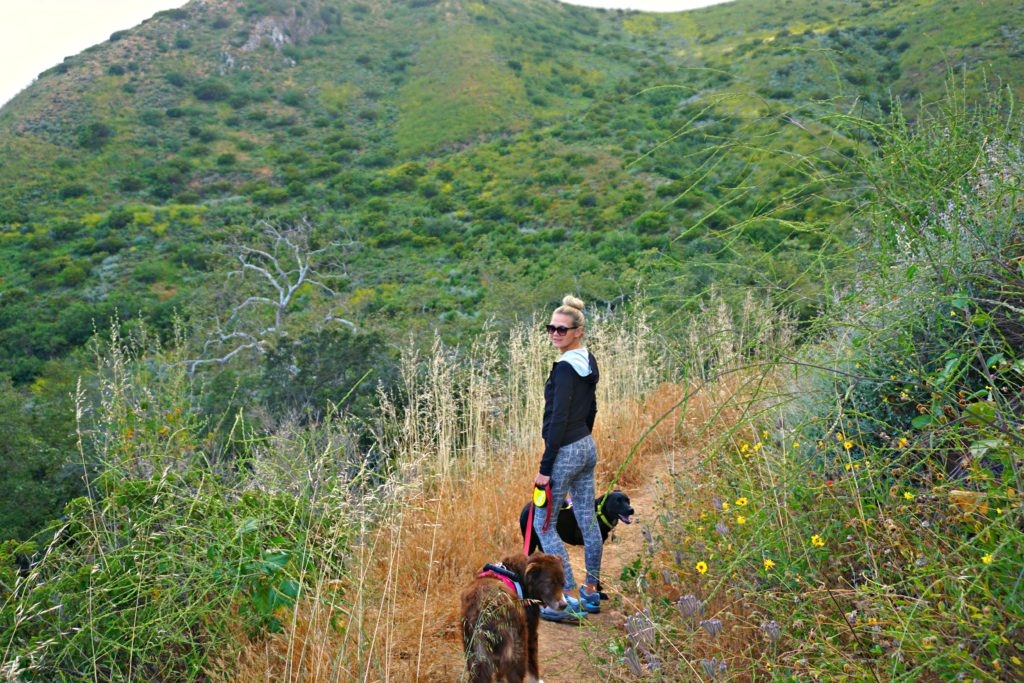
[184,218,357,375]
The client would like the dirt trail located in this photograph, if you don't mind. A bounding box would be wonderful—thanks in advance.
[533,480,656,682]
[432,465,662,682]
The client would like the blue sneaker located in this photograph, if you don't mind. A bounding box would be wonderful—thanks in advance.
[539,598,587,624]
[579,585,600,614]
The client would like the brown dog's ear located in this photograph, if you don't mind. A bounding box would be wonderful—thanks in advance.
[522,559,542,589]
[500,554,528,577]
[523,554,564,591]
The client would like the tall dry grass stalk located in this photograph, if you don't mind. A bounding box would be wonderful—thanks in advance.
[679,288,794,382]
[226,309,675,682]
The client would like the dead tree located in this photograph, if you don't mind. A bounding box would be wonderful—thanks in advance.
[186,218,355,375]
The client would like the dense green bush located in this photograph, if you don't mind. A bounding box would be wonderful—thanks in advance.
[260,327,396,424]
[193,79,231,102]
[76,122,114,150]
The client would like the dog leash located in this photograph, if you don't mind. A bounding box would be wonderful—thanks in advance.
[522,483,552,556]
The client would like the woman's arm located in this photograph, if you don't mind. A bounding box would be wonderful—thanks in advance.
[587,393,597,433]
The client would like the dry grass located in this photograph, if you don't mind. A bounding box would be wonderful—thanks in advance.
[221,312,689,682]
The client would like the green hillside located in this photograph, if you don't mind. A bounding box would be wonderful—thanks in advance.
[1,0,1020,382]
[0,0,1022,538]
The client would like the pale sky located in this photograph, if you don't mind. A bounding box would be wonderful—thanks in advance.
[0,0,731,108]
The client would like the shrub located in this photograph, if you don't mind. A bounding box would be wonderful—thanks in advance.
[132,259,176,283]
[164,71,187,87]
[194,79,231,102]
[59,183,89,199]
[76,121,114,150]
[260,327,396,422]
[93,236,127,253]
[56,263,88,287]
[105,208,134,229]
[280,88,305,107]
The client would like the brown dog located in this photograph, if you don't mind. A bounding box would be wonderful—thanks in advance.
[460,553,566,683]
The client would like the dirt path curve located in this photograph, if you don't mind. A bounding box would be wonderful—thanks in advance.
[532,477,656,682]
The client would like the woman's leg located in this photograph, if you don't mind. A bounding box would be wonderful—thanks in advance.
[566,435,602,588]
[534,439,588,590]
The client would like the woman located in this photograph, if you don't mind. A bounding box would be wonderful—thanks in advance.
[533,295,602,623]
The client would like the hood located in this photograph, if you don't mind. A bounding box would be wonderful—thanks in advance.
[558,348,599,383]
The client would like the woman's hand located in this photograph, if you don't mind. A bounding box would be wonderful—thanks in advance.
[534,473,550,487]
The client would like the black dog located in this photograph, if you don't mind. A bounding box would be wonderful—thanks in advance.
[518,490,634,556]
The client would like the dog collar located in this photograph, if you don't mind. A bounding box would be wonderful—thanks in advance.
[479,563,524,600]
[596,493,613,529]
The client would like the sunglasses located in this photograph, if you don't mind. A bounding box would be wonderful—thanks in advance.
[545,324,580,336]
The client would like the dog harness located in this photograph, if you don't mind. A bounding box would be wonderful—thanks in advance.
[561,493,615,529]
[478,563,524,600]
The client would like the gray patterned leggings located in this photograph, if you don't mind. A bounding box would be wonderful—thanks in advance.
[534,434,602,590]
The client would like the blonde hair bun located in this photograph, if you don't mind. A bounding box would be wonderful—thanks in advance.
[554,295,586,327]
[561,295,585,312]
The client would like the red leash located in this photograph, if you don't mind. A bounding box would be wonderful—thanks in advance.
[523,483,553,556]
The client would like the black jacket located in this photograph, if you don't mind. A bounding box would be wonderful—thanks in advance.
[539,351,599,476]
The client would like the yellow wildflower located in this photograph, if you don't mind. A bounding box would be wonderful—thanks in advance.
[762,430,769,438]
[792,441,800,448]
[903,491,914,501]
[721,502,730,511]
[736,515,746,525]
[811,534,825,547]
[696,561,708,574]
[735,497,748,507]
[982,554,994,565]
[740,443,749,453]
[897,436,908,448]
[843,440,853,450]
[763,558,775,571]
[753,442,762,452]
